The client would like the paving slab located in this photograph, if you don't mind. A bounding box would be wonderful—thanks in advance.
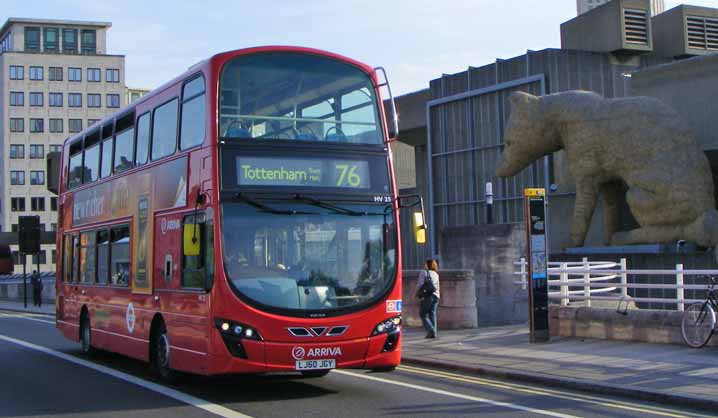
[402,324,718,409]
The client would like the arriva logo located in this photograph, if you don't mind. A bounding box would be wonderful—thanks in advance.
[291,346,342,359]
[308,347,342,357]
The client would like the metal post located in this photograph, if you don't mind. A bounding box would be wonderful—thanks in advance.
[560,262,569,306]
[485,182,493,224]
[583,257,591,308]
[22,253,27,308]
[520,257,527,290]
[676,263,684,312]
[620,258,628,299]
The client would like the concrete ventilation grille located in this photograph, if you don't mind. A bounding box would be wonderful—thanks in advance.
[686,16,718,51]
[624,8,649,44]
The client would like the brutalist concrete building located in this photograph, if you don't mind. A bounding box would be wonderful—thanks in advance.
[392,1,718,323]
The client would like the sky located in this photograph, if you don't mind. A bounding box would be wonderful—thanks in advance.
[2,0,717,95]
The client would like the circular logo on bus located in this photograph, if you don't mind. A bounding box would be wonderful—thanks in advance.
[126,303,136,334]
[291,346,305,360]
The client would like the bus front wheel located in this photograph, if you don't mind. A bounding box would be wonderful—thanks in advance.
[151,321,178,383]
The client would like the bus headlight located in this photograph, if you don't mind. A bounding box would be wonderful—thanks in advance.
[372,316,401,336]
[214,318,262,359]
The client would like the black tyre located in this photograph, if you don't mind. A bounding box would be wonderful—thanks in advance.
[300,370,331,378]
[682,302,715,348]
[80,314,95,355]
[151,321,178,382]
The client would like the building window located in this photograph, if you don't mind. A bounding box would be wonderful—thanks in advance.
[50,145,62,154]
[24,27,41,52]
[69,119,82,133]
[49,66,63,81]
[152,99,179,160]
[52,249,57,264]
[51,197,58,211]
[30,144,44,159]
[87,68,101,82]
[29,92,43,107]
[32,250,46,265]
[106,69,120,83]
[81,29,96,54]
[30,118,44,133]
[63,29,78,53]
[68,67,82,82]
[11,225,18,234]
[29,66,43,80]
[44,28,59,52]
[9,144,24,159]
[0,33,11,53]
[11,197,25,212]
[9,65,23,80]
[106,94,120,108]
[69,93,82,107]
[10,171,25,185]
[88,94,101,108]
[88,119,100,127]
[31,197,45,211]
[49,118,63,133]
[10,92,24,106]
[49,92,63,107]
[30,171,45,185]
[9,118,24,133]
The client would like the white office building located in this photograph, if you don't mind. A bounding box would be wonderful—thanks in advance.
[0,18,126,272]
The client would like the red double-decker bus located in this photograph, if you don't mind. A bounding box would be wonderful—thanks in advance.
[49,46,424,380]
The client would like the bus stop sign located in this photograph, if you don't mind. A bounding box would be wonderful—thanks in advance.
[524,188,549,343]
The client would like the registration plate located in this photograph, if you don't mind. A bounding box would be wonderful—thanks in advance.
[295,359,336,370]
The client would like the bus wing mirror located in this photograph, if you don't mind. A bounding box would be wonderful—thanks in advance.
[398,194,427,245]
[412,212,427,245]
[183,224,201,256]
[374,67,398,141]
[46,151,61,195]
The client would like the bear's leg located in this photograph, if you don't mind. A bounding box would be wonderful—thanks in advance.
[570,179,600,247]
[601,181,623,245]
[611,225,682,245]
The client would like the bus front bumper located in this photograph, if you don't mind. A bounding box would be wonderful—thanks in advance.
[207,329,401,375]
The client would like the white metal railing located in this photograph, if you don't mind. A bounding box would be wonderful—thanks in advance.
[513,257,716,311]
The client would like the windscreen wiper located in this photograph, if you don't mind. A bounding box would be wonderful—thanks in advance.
[293,194,380,216]
[235,193,313,215]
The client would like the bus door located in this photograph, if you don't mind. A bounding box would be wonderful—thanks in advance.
[153,210,213,366]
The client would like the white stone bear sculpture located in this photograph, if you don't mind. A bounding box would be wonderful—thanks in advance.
[496,90,718,248]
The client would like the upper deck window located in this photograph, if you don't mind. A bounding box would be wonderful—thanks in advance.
[219,52,382,145]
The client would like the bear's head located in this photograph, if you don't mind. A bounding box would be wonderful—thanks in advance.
[496,91,551,177]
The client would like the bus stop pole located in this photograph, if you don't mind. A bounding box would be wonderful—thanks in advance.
[22,253,27,308]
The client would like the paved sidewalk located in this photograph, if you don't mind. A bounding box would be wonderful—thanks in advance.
[0,300,54,315]
[402,324,718,409]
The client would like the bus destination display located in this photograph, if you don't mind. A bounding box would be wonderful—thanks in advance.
[237,156,371,189]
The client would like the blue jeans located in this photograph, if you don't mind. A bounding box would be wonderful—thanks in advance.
[420,295,438,336]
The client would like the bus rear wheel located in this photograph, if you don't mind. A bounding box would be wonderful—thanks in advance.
[151,321,178,383]
[80,313,95,355]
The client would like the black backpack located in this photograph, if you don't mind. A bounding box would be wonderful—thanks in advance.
[419,270,436,298]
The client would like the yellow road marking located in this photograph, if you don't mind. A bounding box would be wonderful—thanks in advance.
[398,364,711,418]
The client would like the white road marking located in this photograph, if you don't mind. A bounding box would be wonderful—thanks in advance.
[0,312,55,325]
[0,333,253,418]
[334,370,580,418]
